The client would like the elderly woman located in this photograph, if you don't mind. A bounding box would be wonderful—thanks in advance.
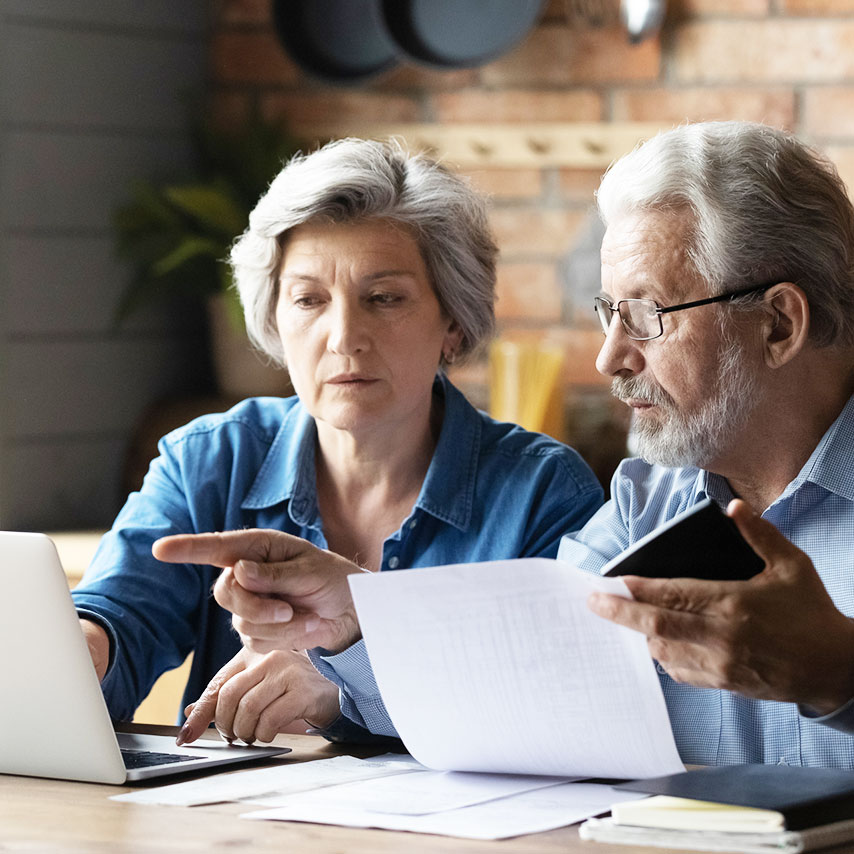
[73,138,602,746]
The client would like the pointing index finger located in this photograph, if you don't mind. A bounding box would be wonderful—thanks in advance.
[152,529,304,568]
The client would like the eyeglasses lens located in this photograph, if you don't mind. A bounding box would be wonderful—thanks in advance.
[621,299,661,339]
[594,298,611,334]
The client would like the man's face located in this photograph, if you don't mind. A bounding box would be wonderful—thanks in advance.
[596,209,763,470]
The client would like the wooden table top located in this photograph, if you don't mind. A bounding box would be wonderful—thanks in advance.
[0,726,667,854]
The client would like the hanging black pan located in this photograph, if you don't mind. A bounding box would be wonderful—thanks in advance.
[380,0,546,69]
[272,0,399,84]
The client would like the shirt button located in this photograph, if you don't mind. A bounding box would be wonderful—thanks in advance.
[387,556,400,569]
[656,663,667,675]
[408,519,418,529]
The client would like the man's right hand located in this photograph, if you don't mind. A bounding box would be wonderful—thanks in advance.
[152,529,365,653]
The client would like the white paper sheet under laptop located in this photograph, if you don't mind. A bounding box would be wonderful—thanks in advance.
[349,557,683,780]
[0,531,289,784]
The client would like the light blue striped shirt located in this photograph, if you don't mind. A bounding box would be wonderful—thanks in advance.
[557,394,854,767]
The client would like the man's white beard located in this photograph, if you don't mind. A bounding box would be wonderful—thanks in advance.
[613,334,762,469]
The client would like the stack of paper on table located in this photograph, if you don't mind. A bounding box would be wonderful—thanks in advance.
[114,752,648,839]
[242,777,649,839]
[111,754,422,807]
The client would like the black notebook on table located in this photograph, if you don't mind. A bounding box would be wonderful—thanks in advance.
[613,764,854,831]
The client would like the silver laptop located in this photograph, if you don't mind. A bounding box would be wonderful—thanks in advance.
[0,531,290,784]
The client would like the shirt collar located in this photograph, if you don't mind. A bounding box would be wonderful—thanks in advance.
[414,373,480,531]
[692,468,734,508]
[241,401,318,524]
[786,392,854,502]
[240,373,480,531]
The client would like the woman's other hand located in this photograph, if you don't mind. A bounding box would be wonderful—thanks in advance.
[80,619,110,681]
[177,648,340,746]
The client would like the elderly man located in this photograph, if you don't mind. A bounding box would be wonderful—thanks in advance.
[557,120,854,767]
[157,121,854,766]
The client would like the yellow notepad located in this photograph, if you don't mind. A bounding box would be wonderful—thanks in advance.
[612,795,786,833]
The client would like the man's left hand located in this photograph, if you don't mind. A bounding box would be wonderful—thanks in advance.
[588,499,854,714]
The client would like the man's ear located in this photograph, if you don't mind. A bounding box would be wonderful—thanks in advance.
[761,283,810,369]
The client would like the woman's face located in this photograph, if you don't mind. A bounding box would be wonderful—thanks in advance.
[275,219,462,437]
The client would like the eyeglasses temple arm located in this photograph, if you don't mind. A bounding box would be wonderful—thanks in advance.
[658,283,776,316]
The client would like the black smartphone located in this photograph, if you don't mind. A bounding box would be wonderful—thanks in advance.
[602,498,765,581]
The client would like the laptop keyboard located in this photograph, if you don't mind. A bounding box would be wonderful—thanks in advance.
[121,749,203,770]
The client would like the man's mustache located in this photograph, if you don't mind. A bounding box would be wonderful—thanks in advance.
[611,376,675,408]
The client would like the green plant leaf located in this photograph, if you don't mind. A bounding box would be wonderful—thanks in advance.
[112,103,297,319]
[163,183,247,237]
[114,230,182,267]
[152,235,224,277]
[219,272,247,333]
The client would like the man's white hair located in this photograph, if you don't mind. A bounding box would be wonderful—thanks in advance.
[597,121,854,349]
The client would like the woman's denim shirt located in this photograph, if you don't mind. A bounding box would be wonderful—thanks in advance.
[73,375,603,740]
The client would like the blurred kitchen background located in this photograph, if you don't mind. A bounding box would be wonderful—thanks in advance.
[3,0,853,534]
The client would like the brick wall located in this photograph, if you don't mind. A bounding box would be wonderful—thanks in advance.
[208,0,854,484]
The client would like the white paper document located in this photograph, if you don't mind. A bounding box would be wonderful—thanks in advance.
[242,781,649,840]
[348,557,683,779]
[242,768,575,814]
[110,753,421,807]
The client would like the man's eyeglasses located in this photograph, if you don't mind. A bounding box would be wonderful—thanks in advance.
[594,282,777,341]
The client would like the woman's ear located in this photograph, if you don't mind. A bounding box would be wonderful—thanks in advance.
[761,283,810,369]
[442,320,464,364]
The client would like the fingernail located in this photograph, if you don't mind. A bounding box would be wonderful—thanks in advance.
[240,560,259,579]
[176,724,191,746]
[274,604,293,621]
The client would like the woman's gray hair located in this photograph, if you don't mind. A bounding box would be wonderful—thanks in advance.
[230,137,497,366]
[596,120,854,348]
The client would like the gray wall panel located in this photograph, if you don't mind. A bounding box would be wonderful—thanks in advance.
[6,235,201,335]
[1,24,206,130]
[5,436,130,530]
[0,13,11,526]
[2,2,207,34]
[5,131,194,232]
[0,1,210,528]
[7,337,207,438]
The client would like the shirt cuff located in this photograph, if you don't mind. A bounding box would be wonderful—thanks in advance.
[307,705,406,749]
[307,641,398,738]
[76,608,120,692]
[799,695,854,734]
[317,640,380,693]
